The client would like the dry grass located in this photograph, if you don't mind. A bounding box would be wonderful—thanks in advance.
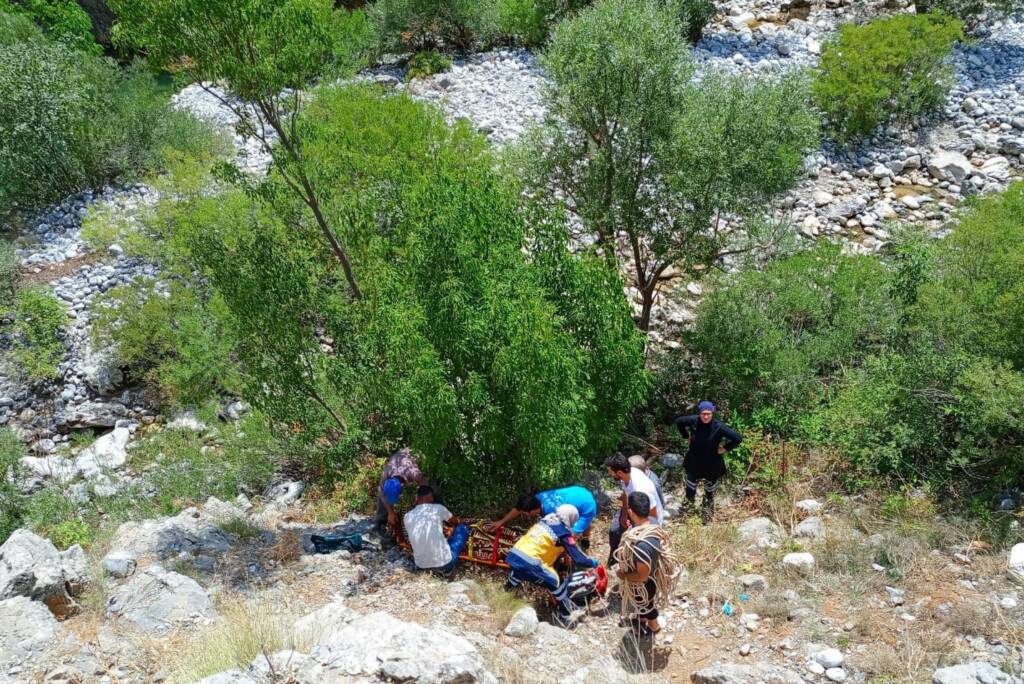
[469,580,529,629]
[266,529,303,565]
[849,622,960,683]
[219,517,262,541]
[158,598,293,684]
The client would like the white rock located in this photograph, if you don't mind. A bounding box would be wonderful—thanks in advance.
[927,150,973,184]
[504,606,539,637]
[1010,543,1024,584]
[782,552,815,573]
[794,516,825,540]
[825,667,847,682]
[739,574,768,592]
[74,427,131,479]
[980,156,1010,180]
[795,499,822,513]
[738,517,783,549]
[299,611,495,684]
[901,195,921,209]
[813,647,844,669]
[932,661,1016,684]
[813,190,834,207]
[0,530,87,618]
[692,662,804,684]
[291,601,357,649]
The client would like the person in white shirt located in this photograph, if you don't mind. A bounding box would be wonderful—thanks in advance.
[402,485,469,575]
[604,453,664,567]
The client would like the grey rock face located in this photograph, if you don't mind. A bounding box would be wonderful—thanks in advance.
[691,662,805,684]
[104,506,233,563]
[299,611,495,684]
[100,552,136,579]
[932,662,1019,684]
[0,596,72,673]
[106,565,215,633]
[0,530,87,618]
[74,426,130,480]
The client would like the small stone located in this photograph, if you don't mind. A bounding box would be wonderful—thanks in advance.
[782,552,815,573]
[739,643,751,656]
[504,606,538,637]
[885,586,906,606]
[813,647,844,669]
[825,667,847,682]
[739,574,768,592]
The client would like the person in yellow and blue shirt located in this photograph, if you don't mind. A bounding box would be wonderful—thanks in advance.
[504,504,599,627]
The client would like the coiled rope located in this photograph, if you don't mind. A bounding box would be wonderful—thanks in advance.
[612,523,682,618]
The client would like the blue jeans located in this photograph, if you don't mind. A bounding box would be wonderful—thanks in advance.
[418,524,469,575]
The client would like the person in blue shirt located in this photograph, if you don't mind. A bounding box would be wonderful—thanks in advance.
[486,486,598,537]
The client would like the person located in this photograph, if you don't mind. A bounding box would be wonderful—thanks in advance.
[613,491,681,637]
[505,504,599,627]
[628,455,664,511]
[375,447,428,534]
[402,485,469,575]
[675,401,742,520]
[487,486,598,537]
[604,453,663,566]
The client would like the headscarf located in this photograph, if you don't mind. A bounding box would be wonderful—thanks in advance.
[543,503,579,531]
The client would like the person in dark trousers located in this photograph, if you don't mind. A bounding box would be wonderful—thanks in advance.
[675,401,742,521]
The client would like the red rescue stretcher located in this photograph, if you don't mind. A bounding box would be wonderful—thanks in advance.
[392,516,521,569]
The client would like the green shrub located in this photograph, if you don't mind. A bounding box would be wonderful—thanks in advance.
[90,281,241,406]
[10,288,67,382]
[406,49,452,80]
[0,240,18,300]
[676,243,899,431]
[45,519,93,549]
[7,1,100,54]
[812,12,963,140]
[0,428,26,545]
[0,6,47,44]
[496,0,588,46]
[664,0,715,42]
[915,0,1018,31]
[0,37,221,209]
[370,0,499,52]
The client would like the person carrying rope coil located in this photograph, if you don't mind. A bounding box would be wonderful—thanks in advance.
[613,491,682,638]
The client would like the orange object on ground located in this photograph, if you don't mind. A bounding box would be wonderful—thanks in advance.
[392,516,522,569]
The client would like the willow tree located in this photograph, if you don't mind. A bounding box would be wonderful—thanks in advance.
[110,0,374,299]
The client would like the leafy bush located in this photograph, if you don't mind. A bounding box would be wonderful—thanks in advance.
[370,0,499,51]
[7,0,100,53]
[813,12,963,140]
[677,244,898,431]
[664,0,715,42]
[406,49,452,79]
[686,183,1024,501]
[90,281,241,407]
[10,288,67,382]
[0,6,47,44]
[0,428,26,545]
[915,0,1018,31]
[496,0,588,46]
[0,240,19,300]
[0,36,221,209]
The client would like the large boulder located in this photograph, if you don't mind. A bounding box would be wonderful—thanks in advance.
[19,455,77,483]
[104,507,233,564]
[737,518,783,549]
[0,530,87,618]
[794,516,825,540]
[691,662,805,683]
[299,611,495,683]
[932,662,1017,684]
[78,343,124,395]
[74,427,130,479]
[106,565,215,633]
[290,601,357,649]
[0,596,75,673]
[927,150,973,184]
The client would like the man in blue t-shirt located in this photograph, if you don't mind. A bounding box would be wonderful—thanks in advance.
[487,486,597,537]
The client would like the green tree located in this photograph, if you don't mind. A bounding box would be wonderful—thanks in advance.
[524,0,818,331]
[142,85,647,510]
[8,0,100,53]
[370,0,498,52]
[813,12,963,141]
[111,0,375,301]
